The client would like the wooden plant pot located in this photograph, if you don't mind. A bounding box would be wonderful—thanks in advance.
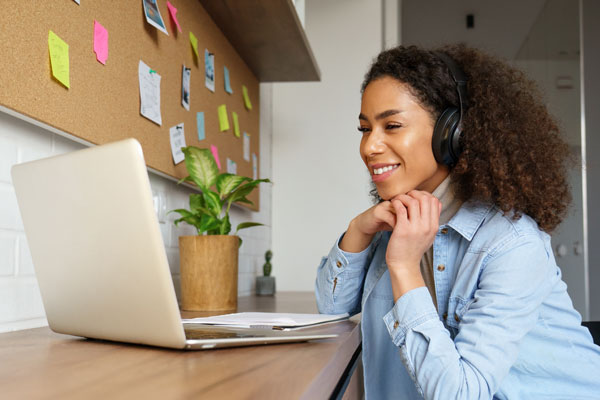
[179,235,239,311]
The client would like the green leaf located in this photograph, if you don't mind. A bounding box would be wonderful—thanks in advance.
[189,194,205,212]
[235,197,254,206]
[177,175,194,185]
[170,208,194,220]
[171,209,203,231]
[235,222,263,234]
[238,236,243,248]
[181,146,219,189]
[227,179,270,205]
[216,174,251,199]
[199,214,221,233]
[203,190,223,217]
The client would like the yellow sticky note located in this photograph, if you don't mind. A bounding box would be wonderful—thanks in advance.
[48,30,70,88]
[218,104,230,131]
[189,32,199,58]
[242,85,253,110]
[232,111,240,138]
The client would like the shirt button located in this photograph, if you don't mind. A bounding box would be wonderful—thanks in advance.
[437,264,445,271]
[336,261,342,268]
[393,321,399,329]
[442,312,448,320]
[441,228,448,234]
[454,314,460,322]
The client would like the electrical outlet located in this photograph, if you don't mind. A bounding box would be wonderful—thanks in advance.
[152,190,167,224]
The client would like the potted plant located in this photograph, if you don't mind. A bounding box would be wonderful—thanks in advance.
[170,146,270,311]
[256,250,275,296]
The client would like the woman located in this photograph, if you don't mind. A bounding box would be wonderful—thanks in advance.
[315,44,600,399]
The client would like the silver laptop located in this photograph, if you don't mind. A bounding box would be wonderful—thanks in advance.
[11,138,336,350]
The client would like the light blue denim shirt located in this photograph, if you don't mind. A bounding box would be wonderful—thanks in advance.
[316,200,600,399]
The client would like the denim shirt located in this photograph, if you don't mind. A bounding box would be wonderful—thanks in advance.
[315,201,600,399]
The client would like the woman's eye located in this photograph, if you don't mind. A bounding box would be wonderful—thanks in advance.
[386,124,402,130]
[357,126,370,134]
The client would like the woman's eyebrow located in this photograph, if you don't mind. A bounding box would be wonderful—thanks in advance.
[358,109,404,121]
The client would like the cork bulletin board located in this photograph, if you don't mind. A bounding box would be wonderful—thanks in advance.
[0,0,261,209]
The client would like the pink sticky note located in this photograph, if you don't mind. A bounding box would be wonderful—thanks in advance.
[210,144,221,170]
[93,20,108,65]
[167,2,182,33]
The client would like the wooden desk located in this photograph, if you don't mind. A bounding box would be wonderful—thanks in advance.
[0,292,363,399]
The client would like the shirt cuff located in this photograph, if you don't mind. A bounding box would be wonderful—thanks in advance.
[327,232,374,275]
[383,286,439,347]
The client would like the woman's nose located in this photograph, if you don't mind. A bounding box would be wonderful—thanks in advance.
[363,128,386,156]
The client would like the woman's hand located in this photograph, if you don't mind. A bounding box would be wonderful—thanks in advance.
[387,190,442,300]
[339,200,398,253]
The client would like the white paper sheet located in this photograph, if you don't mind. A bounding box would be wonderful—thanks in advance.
[169,123,186,164]
[138,60,162,125]
[182,312,349,329]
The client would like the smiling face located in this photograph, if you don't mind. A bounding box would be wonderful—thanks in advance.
[359,76,449,200]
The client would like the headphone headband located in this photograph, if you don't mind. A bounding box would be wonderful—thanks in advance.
[430,51,468,167]
[433,51,468,126]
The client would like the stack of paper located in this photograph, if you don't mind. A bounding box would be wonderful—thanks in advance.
[182,312,349,330]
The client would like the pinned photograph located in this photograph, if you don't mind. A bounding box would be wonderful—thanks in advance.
[182,65,191,111]
[143,0,169,35]
[205,49,215,92]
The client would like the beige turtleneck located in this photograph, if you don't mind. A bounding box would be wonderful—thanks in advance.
[420,175,463,309]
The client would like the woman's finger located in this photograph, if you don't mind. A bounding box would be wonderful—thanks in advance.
[409,190,431,220]
[396,194,419,221]
[391,199,408,224]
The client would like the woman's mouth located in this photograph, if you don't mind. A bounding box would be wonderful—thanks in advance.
[371,164,400,182]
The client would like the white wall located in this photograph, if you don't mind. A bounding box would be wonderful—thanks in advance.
[0,83,273,333]
[272,0,387,291]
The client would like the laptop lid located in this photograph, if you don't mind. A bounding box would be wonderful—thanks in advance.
[12,139,188,349]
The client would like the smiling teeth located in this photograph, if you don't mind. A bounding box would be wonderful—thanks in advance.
[373,164,399,175]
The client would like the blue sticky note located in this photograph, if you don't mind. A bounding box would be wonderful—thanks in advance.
[196,112,205,141]
[224,66,233,94]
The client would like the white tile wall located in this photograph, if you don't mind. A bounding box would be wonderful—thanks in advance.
[0,83,273,333]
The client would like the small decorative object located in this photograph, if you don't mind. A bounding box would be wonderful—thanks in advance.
[256,250,275,296]
[170,146,270,311]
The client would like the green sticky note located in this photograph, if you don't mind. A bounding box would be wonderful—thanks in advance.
[242,85,252,110]
[189,32,199,58]
[218,104,230,131]
[232,111,240,138]
[48,30,70,88]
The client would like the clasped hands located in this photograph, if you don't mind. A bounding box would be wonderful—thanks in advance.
[346,190,442,300]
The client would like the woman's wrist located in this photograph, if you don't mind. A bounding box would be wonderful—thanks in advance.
[339,218,375,253]
[388,266,425,302]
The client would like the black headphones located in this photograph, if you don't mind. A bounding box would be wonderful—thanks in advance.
[431,51,468,167]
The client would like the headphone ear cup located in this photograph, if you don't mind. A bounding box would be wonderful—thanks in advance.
[432,107,461,166]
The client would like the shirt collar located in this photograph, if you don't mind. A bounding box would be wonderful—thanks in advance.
[446,200,495,241]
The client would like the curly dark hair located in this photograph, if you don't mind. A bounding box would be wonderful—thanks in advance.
[361,44,573,233]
